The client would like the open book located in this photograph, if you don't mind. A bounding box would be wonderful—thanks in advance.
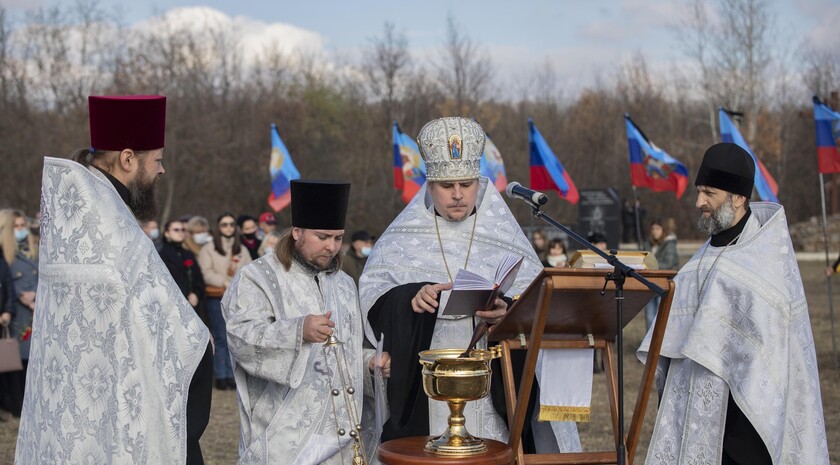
[439,254,525,316]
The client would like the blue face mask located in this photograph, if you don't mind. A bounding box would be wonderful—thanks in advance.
[360,246,372,257]
[14,229,29,242]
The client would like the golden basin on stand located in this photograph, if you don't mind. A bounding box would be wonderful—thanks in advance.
[418,347,500,456]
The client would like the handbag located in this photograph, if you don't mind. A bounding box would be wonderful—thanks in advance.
[0,325,23,373]
[206,255,237,299]
[205,285,225,298]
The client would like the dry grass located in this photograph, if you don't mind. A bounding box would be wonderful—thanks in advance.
[1,261,837,464]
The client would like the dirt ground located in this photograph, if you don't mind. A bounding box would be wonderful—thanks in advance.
[0,261,837,464]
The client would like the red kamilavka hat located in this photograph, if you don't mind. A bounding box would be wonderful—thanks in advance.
[89,95,166,151]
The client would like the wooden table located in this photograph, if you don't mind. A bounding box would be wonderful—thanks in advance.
[378,436,513,465]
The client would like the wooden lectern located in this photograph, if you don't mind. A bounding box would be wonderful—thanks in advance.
[487,267,676,465]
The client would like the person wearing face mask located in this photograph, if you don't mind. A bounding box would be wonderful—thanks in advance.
[184,215,211,256]
[198,213,252,390]
[543,238,567,268]
[155,219,212,456]
[141,219,163,251]
[237,214,262,260]
[341,230,373,285]
[159,220,207,318]
[0,209,37,418]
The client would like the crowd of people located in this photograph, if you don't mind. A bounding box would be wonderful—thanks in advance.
[0,199,379,414]
[0,95,831,465]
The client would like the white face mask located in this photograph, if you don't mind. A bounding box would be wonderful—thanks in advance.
[263,247,274,256]
[360,246,372,257]
[15,229,29,242]
[547,255,565,267]
[148,228,160,240]
[193,232,211,245]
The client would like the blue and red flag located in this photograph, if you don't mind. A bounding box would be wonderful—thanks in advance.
[813,96,840,174]
[392,121,426,204]
[267,123,300,212]
[480,132,507,192]
[718,108,779,202]
[625,114,688,199]
[528,119,579,204]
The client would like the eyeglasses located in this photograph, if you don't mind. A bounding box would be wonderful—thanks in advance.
[219,222,235,227]
[169,228,185,232]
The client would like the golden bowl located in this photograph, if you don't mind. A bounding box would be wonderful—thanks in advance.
[418,348,499,456]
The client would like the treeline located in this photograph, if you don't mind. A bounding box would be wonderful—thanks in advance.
[0,1,838,240]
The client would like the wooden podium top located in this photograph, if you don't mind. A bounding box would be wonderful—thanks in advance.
[488,268,676,342]
[378,436,513,465]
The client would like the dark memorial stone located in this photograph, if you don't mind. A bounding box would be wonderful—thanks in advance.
[576,188,621,251]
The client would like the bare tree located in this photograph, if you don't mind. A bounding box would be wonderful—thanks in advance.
[677,0,776,141]
[362,22,410,115]
[436,14,494,114]
[802,48,840,101]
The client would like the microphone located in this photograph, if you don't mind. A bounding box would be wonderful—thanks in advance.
[505,182,548,206]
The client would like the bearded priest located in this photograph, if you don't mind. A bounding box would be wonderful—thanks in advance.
[638,143,829,465]
[222,180,391,465]
[15,95,213,465]
[360,117,582,453]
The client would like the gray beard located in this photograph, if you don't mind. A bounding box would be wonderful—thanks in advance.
[696,195,736,236]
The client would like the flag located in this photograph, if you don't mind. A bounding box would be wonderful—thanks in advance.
[625,114,688,199]
[528,119,579,204]
[392,122,404,189]
[813,96,840,174]
[392,121,426,204]
[480,132,507,192]
[267,123,300,212]
[718,108,779,202]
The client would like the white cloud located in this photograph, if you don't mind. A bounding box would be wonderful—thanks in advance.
[801,3,840,52]
[578,0,687,42]
[133,6,328,67]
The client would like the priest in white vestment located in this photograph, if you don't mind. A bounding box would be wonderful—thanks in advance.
[638,143,829,465]
[359,117,581,453]
[15,95,212,465]
[223,180,390,465]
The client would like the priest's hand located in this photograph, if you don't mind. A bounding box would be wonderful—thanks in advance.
[411,283,453,313]
[369,351,391,378]
[476,297,508,324]
[303,311,335,343]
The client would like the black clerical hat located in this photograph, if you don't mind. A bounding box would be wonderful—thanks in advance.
[291,180,351,230]
[695,143,755,197]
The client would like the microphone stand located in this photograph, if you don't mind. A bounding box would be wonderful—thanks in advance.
[527,200,665,465]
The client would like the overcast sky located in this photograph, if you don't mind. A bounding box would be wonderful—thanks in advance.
[5,0,839,96]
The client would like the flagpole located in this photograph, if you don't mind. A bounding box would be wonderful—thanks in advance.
[632,186,643,251]
[819,173,839,369]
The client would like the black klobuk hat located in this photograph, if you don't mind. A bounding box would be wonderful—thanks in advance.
[694,142,755,198]
[291,180,351,230]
